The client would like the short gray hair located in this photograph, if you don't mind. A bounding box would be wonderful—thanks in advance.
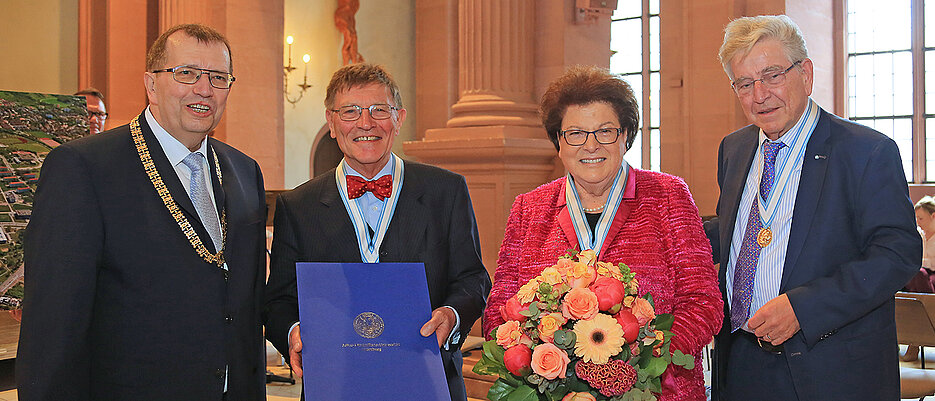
[718,15,808,79]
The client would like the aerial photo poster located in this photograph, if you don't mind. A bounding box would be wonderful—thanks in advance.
[0,90,91,313]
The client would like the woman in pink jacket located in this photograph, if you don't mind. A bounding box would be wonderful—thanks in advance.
[483,66,723,401]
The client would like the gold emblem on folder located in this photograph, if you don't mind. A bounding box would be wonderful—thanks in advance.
[353,312,385,339]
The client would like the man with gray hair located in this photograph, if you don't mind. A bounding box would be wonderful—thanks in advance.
[706,14,920,400]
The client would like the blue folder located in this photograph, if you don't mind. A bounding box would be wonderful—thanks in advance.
[296,262,451,400]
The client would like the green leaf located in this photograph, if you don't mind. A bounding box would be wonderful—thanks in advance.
[506,386,539,401]
[487,379,519,401]
[671,349,695,370]
[644,293,654,309]
[639,355,669,378]
[653,313,674,331]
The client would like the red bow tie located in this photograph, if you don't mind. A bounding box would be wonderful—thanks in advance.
[346,175,393,200]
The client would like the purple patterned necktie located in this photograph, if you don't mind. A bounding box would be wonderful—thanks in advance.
[730,140,785,331]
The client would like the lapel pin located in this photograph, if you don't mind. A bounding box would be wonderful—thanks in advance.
[814,154,827,160]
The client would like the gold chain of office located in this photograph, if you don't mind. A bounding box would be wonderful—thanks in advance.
[130,114,227,267]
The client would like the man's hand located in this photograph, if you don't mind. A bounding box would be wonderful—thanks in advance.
[420,307,456,348]
[749,293,800,345]
[288,324,304,377]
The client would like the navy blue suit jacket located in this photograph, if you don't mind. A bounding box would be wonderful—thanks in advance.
[708,110,921,400]
[17,116,268,400]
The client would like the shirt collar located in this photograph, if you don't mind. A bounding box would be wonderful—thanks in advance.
[758,97,817,149]
[343,155,394,179]
[144,106,209,167]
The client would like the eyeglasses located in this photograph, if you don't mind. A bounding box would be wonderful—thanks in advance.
[88,111,108,119]
[731,60,801,95]
[560,128,623,146]
[150,65,236,89]
[330,104,399,121]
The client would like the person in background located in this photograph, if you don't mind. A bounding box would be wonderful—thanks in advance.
[18,24,267,400]
[707,15,920,400]
[74,87,107,134]
[483,65,723,401]
[901,195,935,361]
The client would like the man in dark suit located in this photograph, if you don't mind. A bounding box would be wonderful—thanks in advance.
[17,24,267,400]
[707,15,921,400]
[264,63,490,401]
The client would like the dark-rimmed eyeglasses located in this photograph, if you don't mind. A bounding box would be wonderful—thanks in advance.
[330,104,399,121]
[560,128,623,146]
[88,111,108,119]
[731,60,802,96]
[150,66,236,89]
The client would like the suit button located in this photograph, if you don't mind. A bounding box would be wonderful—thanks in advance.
[224,315,233,323]
[380,250,388,257]
[215,368,225,378]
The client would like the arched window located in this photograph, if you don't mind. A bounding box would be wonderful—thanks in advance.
[611,0,659,171]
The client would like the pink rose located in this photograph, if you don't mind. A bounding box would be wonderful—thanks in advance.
[561,287,599,320]
[562,392,597,401]
[496,320,524,348]
[631,297,656,326]
[589,277,626,313]
[503,344,533,377]
[531,343,570,380]
[614,310,640,343]
[500,297,529,323]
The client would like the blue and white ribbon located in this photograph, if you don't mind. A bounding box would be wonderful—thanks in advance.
[335,154,405,263]
[564,160,629,259]
[757,99,819,229]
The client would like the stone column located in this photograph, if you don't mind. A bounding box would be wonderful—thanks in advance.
[405,0,557,305]
[446,0,539,128]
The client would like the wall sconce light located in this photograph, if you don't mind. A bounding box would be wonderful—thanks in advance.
[284,35,312,106]
[575,0,617,24]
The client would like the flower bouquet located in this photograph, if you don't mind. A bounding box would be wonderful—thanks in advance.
[474,250,694,401]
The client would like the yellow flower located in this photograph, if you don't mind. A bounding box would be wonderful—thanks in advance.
[623,296,636,308]
[516,279,540,303]
[577,249,597,266]
[566,261,596,288]
[541,267,563,285]
[573,314,626,364]
[627,278,639,294]
[538,312,566,342]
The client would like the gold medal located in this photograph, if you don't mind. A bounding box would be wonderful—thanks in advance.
[756,227,772,247]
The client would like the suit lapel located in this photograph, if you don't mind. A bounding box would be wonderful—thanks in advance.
[556,179,579,251]
[780,111,831,289]
[382,165,428,261]
[320,170,369,261]
[718,128,759,267]
[206,141,226,214]
[599,166,636,257]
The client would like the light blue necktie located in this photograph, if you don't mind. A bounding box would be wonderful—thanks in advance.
[181,152,222,251]
[730,140,785,331]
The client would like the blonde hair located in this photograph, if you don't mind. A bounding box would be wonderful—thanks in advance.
[718,15,808,79]
[916,196,935,214]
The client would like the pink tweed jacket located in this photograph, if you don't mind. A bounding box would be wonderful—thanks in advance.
[483,168,723,401]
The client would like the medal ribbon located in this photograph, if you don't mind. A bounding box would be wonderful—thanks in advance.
[335,154,404,263]
[756,99,819,230]
[564,160,629,259]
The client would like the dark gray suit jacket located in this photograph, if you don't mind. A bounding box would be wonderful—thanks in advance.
[264,161,491,401]
[708,110,921,400]
[17,115,268,400]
